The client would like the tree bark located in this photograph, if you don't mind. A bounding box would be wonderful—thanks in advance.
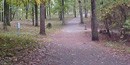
[2,11,4,22]
[48,2,51,19]
[91,0,99,41]
[78,0,84,24]
[9,0,12,21]
[32,6,34,26]
[3,0,10,30]
[25,6,29,19]
[45,7,46,19]
[9,6,13,21]
[62,0,65,25]
[40,3,46,35]
[84,0,87,18]
[73,0,76,17]
[35,2,38,26]
[59,11,62,20]
[25,0,29,19]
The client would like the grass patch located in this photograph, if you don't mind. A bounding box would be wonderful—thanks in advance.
[0,18,64,57]
[105,41,123,49]
[104,41,130,53]
[0,33,36,57]
[0,15,73,64]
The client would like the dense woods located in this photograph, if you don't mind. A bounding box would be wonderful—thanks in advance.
[0,0,129,40]
[99,0,130,39]
[0,0,130,64]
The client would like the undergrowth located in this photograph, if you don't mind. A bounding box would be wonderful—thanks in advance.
[0,33,36,58]
[105,41,130,54]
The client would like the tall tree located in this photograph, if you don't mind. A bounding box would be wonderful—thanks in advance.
[84,0,87,18]
[25,0,29,19]
[35,1,38,26]
[9,0,12,21]
[91,0,99,41]
[61,0,65,25]
[73,0,76,17]
[32,6,35,26]
[44,6,46,19]
[3,0,10,30]
[40,1,46,35]
[78,0,84,24]
[47,1,51,19]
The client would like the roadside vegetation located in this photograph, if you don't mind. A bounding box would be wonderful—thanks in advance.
[0,0,130,64]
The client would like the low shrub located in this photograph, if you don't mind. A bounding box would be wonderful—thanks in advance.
[0,34,36,57]
[123,20,130,29]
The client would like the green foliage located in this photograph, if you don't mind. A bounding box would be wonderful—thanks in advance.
[0,34,36,57]
[98,0,130,20]
[98,0,130,32]
[123,20,130,29]
[51,0,77,14]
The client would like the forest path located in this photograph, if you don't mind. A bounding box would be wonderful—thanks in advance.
[43,16,130,65]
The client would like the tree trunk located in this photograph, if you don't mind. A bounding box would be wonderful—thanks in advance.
[0,12,2,21]
[9,6,13,21]
[105,19,111,37]
[2,12,4,22]
[9,0,12,21]
[48,2,51,19]
[12,11,16,20]
[3,0,10,30]
[40,3,46,35]
[35,2,38,26]
[78,0,84,24]
[32,6,34,26]
[45,7,46,19]
[25,0,29,19]
[73,0,76,17]
[7,1,10,26]
[91,0,99,41]
[84,0,87,18]
[59,11,62,20]
[61,0,65,25]
[25,6,29,19]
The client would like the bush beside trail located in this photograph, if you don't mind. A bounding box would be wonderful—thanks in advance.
[0,34,36,64]
[100,3,130,38]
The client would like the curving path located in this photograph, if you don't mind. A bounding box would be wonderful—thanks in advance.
[42,16,130,65]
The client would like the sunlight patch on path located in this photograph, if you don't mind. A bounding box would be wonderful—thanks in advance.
[62,17,86,33]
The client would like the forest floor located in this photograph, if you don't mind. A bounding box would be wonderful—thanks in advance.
[34,17,130,65]
[41,16,130,65]
[7,15,130,65]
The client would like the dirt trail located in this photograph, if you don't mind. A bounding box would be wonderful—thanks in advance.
[42,17,130,65]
